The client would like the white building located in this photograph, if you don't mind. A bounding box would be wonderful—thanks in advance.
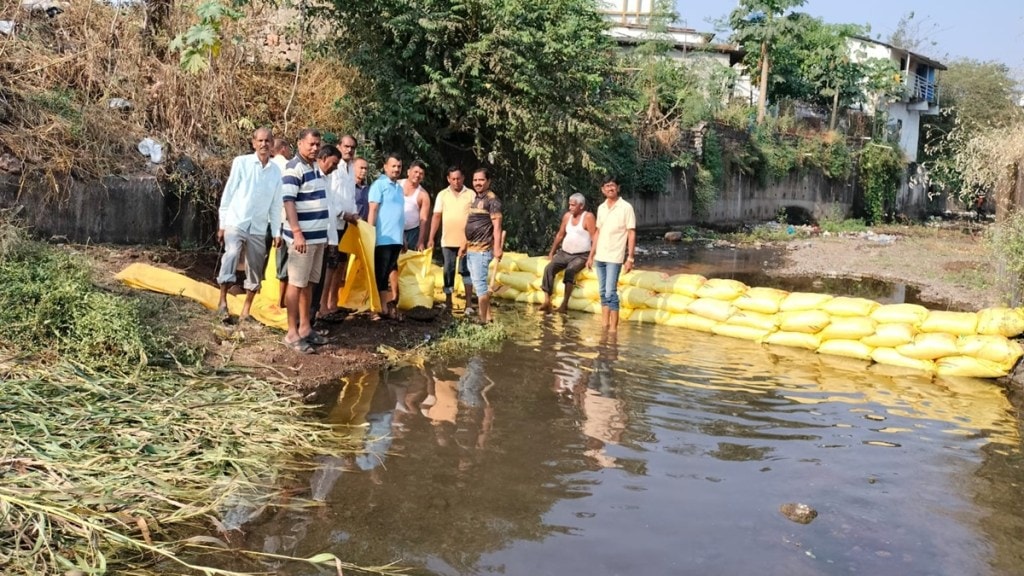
[847,35,945,162]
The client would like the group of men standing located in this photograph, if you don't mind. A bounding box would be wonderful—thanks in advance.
[215,127,637,353]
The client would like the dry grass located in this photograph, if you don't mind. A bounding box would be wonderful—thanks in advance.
[0,0,350,202]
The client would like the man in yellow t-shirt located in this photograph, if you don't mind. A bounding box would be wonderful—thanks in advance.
[586,175,636,333]
[428,166,476,311]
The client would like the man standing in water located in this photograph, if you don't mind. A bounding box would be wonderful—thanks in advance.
[586,175,635,333]
[215,127,282,322]
[458,167,503,324]
[539,192,596,314]
[427,165,475,312]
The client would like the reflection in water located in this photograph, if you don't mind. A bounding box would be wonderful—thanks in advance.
[225,313,1023,576]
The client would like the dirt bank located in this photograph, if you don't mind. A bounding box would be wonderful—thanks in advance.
[767,224,998,311]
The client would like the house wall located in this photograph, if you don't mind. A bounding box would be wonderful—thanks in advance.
[885,103,922,162]
[600,0,655,24]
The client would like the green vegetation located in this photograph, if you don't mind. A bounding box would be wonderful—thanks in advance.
[989,209,1024,305]
[0,226,198,372]
[858,143,904,225]
[0,221,401,574]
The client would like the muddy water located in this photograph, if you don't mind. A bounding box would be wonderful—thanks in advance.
[233,250,1024,575]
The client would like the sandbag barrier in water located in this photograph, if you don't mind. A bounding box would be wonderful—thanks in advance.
[116,234,1024,379]
[471,254,1024,380]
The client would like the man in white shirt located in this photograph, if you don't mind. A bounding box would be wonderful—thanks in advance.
[216,127,283,321]
[270,137,293,307]
[316,135,360,321]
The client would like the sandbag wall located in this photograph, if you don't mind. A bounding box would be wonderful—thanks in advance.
[456,254,1024,379]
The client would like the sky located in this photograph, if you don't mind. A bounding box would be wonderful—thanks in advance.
[673,0,1024,69]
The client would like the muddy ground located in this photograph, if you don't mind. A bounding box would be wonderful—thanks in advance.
[83,222,1001,392]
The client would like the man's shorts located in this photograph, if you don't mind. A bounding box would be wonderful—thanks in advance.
[286,243,326,288]
[374,244,402,291]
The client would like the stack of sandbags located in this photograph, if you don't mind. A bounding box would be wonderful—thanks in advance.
[475,259,1024,379]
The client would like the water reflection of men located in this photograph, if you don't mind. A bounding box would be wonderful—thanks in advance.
[579,335,627,468]
[454,357,496,464]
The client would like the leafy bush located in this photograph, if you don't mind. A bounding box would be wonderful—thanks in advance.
[858,144,904,224]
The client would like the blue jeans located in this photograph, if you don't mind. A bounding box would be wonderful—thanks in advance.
[594,260,623,311]
[466,251,493,297]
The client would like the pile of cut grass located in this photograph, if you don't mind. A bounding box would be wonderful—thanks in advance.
[0,364,395,575]
[0,224,403,574]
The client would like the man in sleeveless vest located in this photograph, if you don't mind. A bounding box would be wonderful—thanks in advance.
[540,193,597,314]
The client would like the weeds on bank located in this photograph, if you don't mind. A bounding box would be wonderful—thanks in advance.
[0,223,401,574]
[0,363,400,576]
[378,318,511,369]
[0,224,197,371]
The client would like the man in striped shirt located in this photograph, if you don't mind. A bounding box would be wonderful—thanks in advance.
[281,128,330,353]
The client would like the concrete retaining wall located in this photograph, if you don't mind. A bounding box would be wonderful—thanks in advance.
[0,174,213,245]
[631,167,860,229]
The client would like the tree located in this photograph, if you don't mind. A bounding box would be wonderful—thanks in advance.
[310,0,624,250]
[921,59,1024,202]
[728,0,807,124]
[886,11,941,55]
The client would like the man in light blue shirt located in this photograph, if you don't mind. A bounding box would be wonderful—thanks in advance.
[367,153,405,320]
[216,127,283,321]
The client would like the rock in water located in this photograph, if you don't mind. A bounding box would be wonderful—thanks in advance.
[664,231,683,242]
[780,502,818,524]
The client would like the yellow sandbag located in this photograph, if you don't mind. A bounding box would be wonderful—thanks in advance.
[576,278,601,301]
[712,323,772,342]
[663,313,717,333]
[727,310,779,332]
[695,278,748,301]
[567,297,600,314]
[618,308,633,321]
[620,286,656,309]
[629,308,671,324]
[956,335,1024,369]
[919,311,978,335]
[431,264,445,289]
[653,274,706,297]
[976,307,1024,337]
[896,333,959,360]
[514,256,551,276]
[515,290,548,305]
[778,310,831,334]
[871,348,936,372]
[338,221,383,312]
[575,267,596,281]
[646,293,694,315]
[397,274,434,310]
[935,356,1010,378]
[620,270,668,291]
[116,262,289,329]
[822,296,880,317]
[494,271,537,293]
[496,258,519,273]
[818,316,877,341]
[494,286,521,301]
[780,292,834,312]
[764,331,821,350]
[687,298,736,322]
[871,303,929,325]
[734,287,789,314]
[817,339,874,361]
[861,323,915,348]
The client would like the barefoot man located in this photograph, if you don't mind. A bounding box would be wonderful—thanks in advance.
[586,175,635,333]
[540,192,596,314]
